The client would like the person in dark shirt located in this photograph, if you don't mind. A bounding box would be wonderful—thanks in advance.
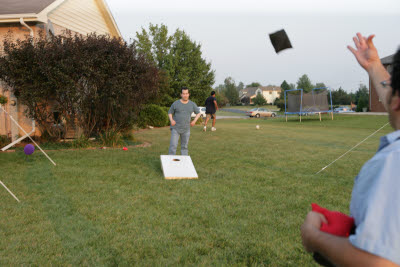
[203,91,219,132]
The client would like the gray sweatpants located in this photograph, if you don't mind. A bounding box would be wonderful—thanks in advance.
[168,128,190,155]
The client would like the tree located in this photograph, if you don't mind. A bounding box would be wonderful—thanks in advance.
[297,74,314,92]
[241,96,250,105]
[281,80,291,91]
[246,82,261,88]
[253,92,267,106]
[166,29,215,105]
[275,80,291,111]
[0,33,159,140]
[330,87,352,105]
[280,80,291,99]
[237,81,244,92]
[215,93,229,107]
[315,82,326,88]
[223,77,239,105]
[135,24,215,106]
[214,84,225,93]
[355,84,369,111]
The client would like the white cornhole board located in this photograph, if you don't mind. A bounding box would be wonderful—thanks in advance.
[160,155,198,179]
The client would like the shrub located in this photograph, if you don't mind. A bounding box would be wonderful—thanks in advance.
[253,93,267,106]
[356,95,369,112]
[138,104,169,128]
[0,95,7,105]
[99,129,123,147]
[275,99,286,112]
[0,33,160,140]
[72,135,91,148]
[0,135,10,147]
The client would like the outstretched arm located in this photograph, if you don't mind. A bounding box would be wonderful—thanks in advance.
[301,211,398,267]
[347,33,391,111]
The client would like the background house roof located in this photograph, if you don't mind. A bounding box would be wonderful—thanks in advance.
[381,54,394,65]
[0,0,57,15]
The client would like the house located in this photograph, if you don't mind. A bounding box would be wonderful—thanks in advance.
[0,0,121,141]
[240,86,281,104]
[369,54,393,112]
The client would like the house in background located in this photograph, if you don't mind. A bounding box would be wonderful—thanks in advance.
[0,0,121,141]
[369,54,393,112]
[240,86,281,105]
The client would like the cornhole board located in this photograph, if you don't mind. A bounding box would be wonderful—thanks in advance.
[160,155,198,179]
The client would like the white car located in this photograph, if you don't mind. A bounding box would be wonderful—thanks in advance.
[334,107,354,113]
[191,107,206,118]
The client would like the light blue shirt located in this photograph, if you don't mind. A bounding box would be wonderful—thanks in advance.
[349,130,400,265]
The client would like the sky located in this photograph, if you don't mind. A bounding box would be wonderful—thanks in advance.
[106,0,400,92]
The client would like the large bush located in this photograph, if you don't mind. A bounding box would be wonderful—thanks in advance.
[0,135,10,147]
[138,104,169,128]
[0,32,160,140]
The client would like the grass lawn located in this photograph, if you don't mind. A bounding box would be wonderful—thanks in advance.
[0,115,391,265]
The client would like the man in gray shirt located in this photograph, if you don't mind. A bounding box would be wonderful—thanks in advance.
[168,87,201,155]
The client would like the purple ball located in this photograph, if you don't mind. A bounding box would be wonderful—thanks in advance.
[24,144,35,155]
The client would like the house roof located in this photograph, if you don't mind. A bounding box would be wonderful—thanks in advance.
[240,87,258,98]
[0,0,58,15]
[258,86,282,92]
[381,54,394,65]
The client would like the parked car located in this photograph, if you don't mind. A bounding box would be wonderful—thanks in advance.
[333,107,354,113]
[246,108,277,118]
[191,107,206,118]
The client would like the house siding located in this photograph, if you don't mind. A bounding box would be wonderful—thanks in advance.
[48,0,112,36]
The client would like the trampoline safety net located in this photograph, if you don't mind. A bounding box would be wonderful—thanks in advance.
[287,90,329,113]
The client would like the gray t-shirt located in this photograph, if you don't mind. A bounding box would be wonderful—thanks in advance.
[168,100,199,133]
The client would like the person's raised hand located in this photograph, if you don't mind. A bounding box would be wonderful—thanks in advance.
[347,33,381,72]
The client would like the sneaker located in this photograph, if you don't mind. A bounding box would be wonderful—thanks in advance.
[211,127,216,131]
[203,126,207,132]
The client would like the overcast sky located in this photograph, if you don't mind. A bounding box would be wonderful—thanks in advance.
[107,0,400,92]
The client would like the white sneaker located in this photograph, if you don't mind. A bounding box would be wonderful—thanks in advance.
[211,127,216,131]
[203,126,207,132]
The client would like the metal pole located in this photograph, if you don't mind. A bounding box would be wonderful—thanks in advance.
[284,90,287,122]
[0,180,20,202]
[300,89,303,123]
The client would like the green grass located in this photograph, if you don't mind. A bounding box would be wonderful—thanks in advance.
[0,115,391,265]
